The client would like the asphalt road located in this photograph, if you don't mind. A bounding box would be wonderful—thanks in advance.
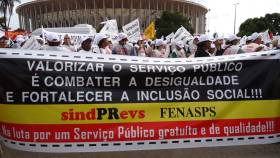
[1,143,280,158]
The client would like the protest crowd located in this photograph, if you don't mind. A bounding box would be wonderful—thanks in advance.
[0,21,280,58]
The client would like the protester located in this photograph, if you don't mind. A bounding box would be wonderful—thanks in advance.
[223,34,244,55]
[0,36,9,48]
[132,37,147,57]
[213,36,224,56]
[242,36,256,53]
[62,34,76,52]
[94,33,111,54]
[145,41,155,57]
[44,33,69,51]
[189,36,199,55]
[246,36,252,45]
[195,35,213,57]
[272,39,280,50]
[170,41,186,58]
[13,35,26,48]
[78,38,93,53]
[209,43,216,56]
[241,33,265,53]
[0,26,277,58]
[112,33,133,56]
[153,39,169,58]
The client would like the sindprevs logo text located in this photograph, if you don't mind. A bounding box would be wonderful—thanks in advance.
[61,108,146,121]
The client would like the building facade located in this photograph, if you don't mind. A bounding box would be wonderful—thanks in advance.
[16,0,208,33]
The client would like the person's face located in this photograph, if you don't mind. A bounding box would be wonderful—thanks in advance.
[82,41,92,51]
[255,38,262,45]
[215,39,223,46]
[193,38,199,45]
[64,36,71,45]
[159,45,166,50]
[100,39,110,48]
[119,38,128,45]
[0,39,7,48]
[138,40,144,46]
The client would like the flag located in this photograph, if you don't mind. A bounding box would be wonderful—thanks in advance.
[144,22,156,40]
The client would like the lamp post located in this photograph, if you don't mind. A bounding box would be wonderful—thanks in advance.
[207,9,211,34]
[233,3,239,34]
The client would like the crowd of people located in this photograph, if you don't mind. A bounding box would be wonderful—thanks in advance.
[0,31,280,58]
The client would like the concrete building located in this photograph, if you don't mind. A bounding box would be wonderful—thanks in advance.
[16,0,208,33]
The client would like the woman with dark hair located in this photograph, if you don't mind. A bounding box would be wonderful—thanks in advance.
[195,35,213,58]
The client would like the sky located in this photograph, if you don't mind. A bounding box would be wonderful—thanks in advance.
[9,0,280,35]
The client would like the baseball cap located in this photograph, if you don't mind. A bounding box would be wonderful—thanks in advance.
[117,33,128,42]
[198,35,213,44]
[227,34,241,42]
[94,33,108,45]
[251,32,262,41]
[46,32,60,42]
[246,36,252,42]
[155,39,166,47]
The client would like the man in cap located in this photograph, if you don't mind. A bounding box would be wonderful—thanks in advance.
[93,33,111,54]
[170,41,186,58]
[45,32,69,52]
[78,37,93,53]
[112,33,133,56]
[223,34,244,55]
[195,35,213,57]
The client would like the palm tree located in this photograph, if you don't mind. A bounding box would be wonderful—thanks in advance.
[0,0,21,30]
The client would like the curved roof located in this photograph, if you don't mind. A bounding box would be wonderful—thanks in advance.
[16,0,208,13]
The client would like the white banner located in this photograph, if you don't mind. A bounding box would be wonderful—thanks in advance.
[42,29,94,45]
[122,19,141,42]
[262,30,272,44]
[165,32,175,43]
[173,26,193,43]
[100,19,119,43]
[21,37,42,50]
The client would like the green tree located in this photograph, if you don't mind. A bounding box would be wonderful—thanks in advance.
[0,0,21,30]
[155,11,194,38]
[238,13,280,36]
